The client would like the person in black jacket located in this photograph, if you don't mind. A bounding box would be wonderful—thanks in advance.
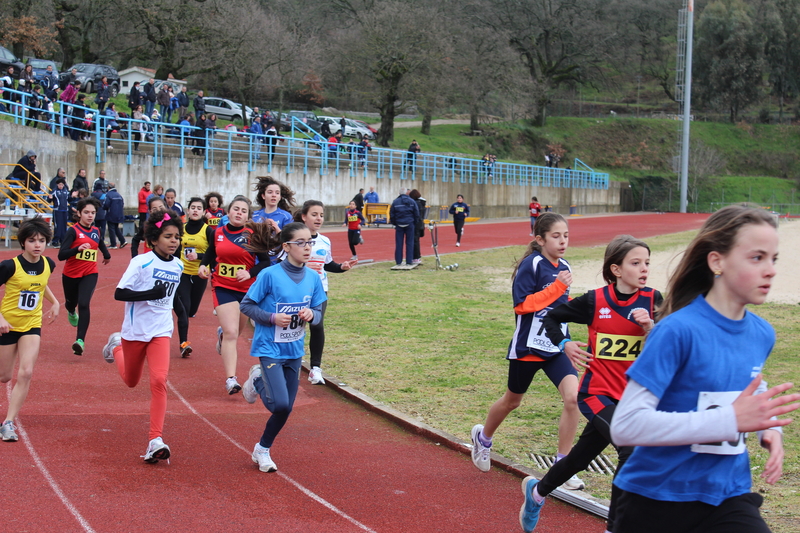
[103,182,127,249]
[128,81,142,109]
[69,93,87,141]
[177,86,190,120]
[389,187,419,266]
[193,90,205,117]
[10,150,42,192]
[72,169,88,193]
[143,78,157,117]
[409,189,427,264]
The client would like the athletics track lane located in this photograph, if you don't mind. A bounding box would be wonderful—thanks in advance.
[2,213,708,532]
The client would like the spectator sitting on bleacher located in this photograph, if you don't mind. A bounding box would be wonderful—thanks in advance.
[10,150,42,192]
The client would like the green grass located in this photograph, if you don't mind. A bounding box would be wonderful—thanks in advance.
[319,229,799,532]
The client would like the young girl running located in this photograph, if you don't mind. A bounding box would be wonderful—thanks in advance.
[342,200,365,261]
[470,213,583,490]
[529,196,541,236]
[449,194,469,247]
[240,222,327,472]
[199,196,270,394]
[59,197,111,355]
[176,197,216,357]
[519,235,661,533]
[204,191,225,227]
[609,205,800,533]
[102,209,184,463]
[0,218,59,442]
[251,176,295,233]
[296,200,354,385]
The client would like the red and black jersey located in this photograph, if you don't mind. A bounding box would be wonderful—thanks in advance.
[208,225,256,293]
[581,286,657,400]
[60,223,109,278]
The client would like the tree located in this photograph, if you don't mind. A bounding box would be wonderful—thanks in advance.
[688,140,725,208]
[758,0,800,122]
[694,0,765,123]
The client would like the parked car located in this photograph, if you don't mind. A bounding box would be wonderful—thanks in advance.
[353,119,378,134]
[59,63,120,96]
[0,45,24,78]
[27,58,59,82]
[204,97,253,122]
[287,110,322,132]
[317,116,374,139]
[139,79,181,95]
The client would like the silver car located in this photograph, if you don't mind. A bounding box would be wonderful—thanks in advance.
[203,97,254,122]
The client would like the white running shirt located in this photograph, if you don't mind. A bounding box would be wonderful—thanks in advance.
[307,233,333,292]
[117,251,184,342]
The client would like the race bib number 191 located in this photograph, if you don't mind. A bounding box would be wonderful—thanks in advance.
[77,248,98,262]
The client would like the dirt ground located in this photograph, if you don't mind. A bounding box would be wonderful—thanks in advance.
[569,219,799,304]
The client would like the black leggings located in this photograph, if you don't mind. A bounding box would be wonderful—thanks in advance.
[307,300,328,368]
[454,219,464,243]
[175,273,208,343]
[536,400,632,532]
[62,273,98,342]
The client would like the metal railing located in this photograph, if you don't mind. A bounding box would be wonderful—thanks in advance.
[0,87,609,190]
[0,163,52,214]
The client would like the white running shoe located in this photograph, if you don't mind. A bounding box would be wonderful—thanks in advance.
[215,326,223,355]
[455,242,460,247]
[470,424,491,472]
[102,332,121,363]
[243,364,261,404]
[308,366,325,385]
[562,473,585,491]
[226,376,242,395]
[1,420,18,442]
[252,443,277,472]
[142,437,170,463]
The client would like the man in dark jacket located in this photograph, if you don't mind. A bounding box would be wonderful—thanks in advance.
[103,182,127,248]
[128,81,142,109]
[11,150,42,192]
[194,90,205,116]
[72,168,89,192]
[91,182,108,244]
[177,86,190,120]
[92,169,110,193]
[143,78,157,117]
[351,188,365,211]
[389,187,419,266]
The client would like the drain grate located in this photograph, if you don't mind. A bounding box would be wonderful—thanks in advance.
[529,453,616,475]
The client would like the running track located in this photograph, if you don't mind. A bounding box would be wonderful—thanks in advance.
[2,213,708,532]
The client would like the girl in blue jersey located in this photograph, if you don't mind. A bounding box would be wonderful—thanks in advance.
[251,176,295,231]
[240,222,327,472]
[295,200,355,385]
[519,235,662,533]
[610,206,800,533]
[470,212,583,490]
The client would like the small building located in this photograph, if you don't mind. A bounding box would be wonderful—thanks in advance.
[118,67,187,95]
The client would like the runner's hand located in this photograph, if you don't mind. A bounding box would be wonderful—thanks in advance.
[556,270,572,287]
[273,313,291,327]
[761,429,785,484]
[564,341,592,370]
[298,308,314,322]
[631,308,654,332]
[733,375,800,433]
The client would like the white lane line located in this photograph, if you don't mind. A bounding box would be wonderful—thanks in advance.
[6,384,97,533]
[167,382,377,533]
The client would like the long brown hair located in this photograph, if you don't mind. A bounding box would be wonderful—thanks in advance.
[660,205,777,318]
[602,235,650,285]
[512,212,567,282]
[253,176,296,210]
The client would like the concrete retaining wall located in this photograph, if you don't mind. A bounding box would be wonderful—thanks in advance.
[0,119,621,219]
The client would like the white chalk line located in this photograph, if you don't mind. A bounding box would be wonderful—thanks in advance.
[167,381,377,533]
[6,383,97,533]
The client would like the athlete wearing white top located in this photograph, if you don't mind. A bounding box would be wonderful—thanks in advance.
[307,233,333,292]
[117,251,184,341]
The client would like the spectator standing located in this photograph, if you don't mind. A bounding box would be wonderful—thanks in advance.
[157,85,170,123]
[389,187,419,266]
[137,181,151,231]
[69,93,87,141]
[409,189,427,265]
[357,138,372,168]
[60,80,80,105]
[266,124,281,162]
[72,169,88,193]
[143,78,157,117]
[405,140,421,172]
[320,120,331,138]
[249,116,264,160]
[177,86,189,120]
[192,113,208,155]
[103,182,127,249]
[25,86,43,128]
[364,186,379,203]
[11,150,42,192]
[339,116,347,134]
[193,90,205,117]
[351,189,365,211]
[250,107,260,125]
[91,182,108,245]
[103,103,121,149]
[95,76,110,114]
[128,81,142,110]
[93,170,110,193]
[48,168,67,194]
[41,65,58,96]
[51,178,70,247]
[65,67,79,87]
[19,64,34,95]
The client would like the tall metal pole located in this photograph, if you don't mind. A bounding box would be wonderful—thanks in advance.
[679,0,694,213]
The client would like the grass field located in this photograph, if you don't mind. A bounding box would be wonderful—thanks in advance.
[320,230,800,532]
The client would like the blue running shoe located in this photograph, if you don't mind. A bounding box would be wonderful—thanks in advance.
[519,476,544,533]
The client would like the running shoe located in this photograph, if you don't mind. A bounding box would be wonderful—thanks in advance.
[359,236,364,244]
[412,259,422,265]
[120,242,128,249]
[1,420,18,442]
[72,339,85,355]
[519,476,544,533]
[243,364,261,404]
[226,376,242,395]
[142,436,171,463]
[215,326,223,355]
[68,311,79,327]
[252,443,277,472]
[102,332,121,363]
[455,242,460,247]
[308,366,325,385]
[180,341,192,358]
[562,473,585,491]
[470,424,492,472]
[351,255,358,261]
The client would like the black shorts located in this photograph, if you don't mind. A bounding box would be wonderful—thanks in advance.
[506,354,577,394]
[0,328,42,345]
[212,286,246,307]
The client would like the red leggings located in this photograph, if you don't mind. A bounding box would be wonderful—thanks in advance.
[114,337,170,440]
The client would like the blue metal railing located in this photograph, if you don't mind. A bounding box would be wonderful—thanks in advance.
[0,87,609,189]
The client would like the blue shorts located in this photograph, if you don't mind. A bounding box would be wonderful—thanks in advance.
[506,353,577,394]
[212,286,245,307]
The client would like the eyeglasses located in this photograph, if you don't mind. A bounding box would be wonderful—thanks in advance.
[286,240,316,248]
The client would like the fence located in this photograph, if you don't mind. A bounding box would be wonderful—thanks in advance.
[0,87,609,191]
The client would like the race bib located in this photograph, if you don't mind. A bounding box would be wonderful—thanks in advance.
[307,259,324,275]
[76,248,97,262]
[18,291,40,311]
[594,334,644,361]
[184,247,196,259]
[208,218,220,226]
[148,278,177,309]
[273,301,309,343]
[526,315,567,353]
[691,391,747,455]
[218,263,245,278]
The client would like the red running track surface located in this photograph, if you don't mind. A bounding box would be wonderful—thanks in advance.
[2,213,707,532]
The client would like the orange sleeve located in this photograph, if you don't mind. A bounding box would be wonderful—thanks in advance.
[514,279,568,315]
